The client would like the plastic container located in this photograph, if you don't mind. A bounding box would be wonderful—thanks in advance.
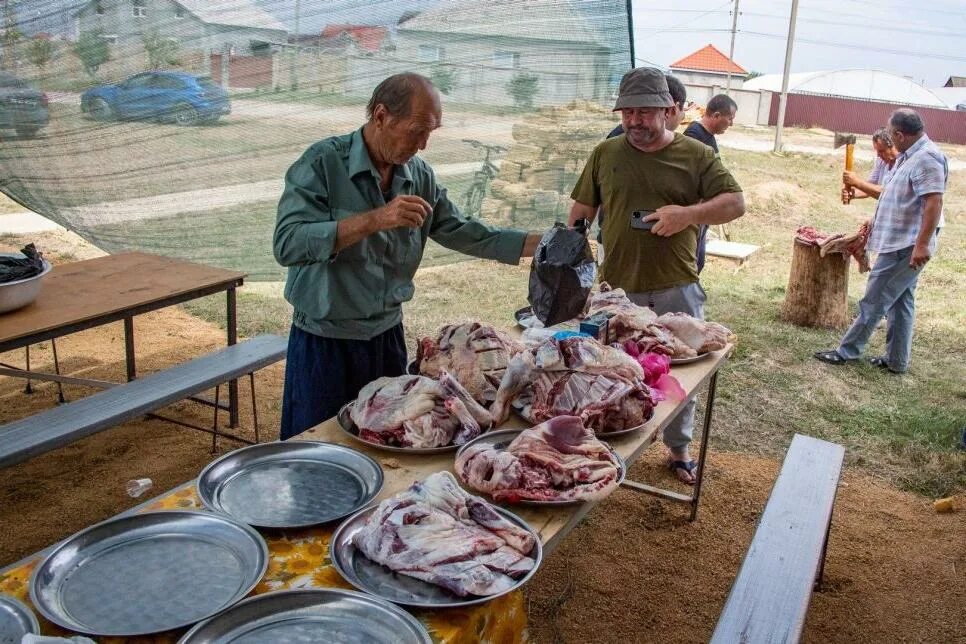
[0,253,52,314]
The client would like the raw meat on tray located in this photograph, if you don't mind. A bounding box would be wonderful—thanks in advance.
[490,335,657,434]
[456,416,622,502]
[351,471,537,596]
[414,322,525,405]
[349,372,492,448]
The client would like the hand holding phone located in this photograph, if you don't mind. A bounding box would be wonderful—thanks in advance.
[630,210,656,232]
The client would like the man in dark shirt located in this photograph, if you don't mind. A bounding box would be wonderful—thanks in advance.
[683,93,737,153]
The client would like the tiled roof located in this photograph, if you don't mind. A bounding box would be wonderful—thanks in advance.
[321,25,388,52]
[669,44,746,75]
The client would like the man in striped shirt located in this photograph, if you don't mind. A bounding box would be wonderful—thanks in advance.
[814,109,947,374]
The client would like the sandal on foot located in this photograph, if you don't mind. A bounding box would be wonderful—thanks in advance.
[813,350,854,366]
[668,459,698,485]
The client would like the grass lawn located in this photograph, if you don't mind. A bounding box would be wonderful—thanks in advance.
[182,142,965,498]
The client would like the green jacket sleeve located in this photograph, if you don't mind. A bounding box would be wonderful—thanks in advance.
[427,175,526,265]
[273,148,339,267]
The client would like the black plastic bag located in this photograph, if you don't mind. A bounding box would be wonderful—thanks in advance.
[528,222,597,326]
[0,244,44,284]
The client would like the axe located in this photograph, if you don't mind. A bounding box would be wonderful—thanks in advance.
[834,132,857,204]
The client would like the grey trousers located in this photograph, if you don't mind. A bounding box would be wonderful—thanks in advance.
[627,282,706,453]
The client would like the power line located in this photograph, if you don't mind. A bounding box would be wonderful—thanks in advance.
[741,30,966,62]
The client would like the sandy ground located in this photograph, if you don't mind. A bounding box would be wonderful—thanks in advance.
[1,238,964,642]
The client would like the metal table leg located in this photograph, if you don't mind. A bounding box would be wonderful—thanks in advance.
[227,287,239,428]
[124,317,136,381]
[689,370,719,522]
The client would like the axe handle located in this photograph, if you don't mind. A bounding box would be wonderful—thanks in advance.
[845,143,855,171]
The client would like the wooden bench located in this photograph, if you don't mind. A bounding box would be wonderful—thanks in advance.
[710,434,845,644]
[0,334,288,469]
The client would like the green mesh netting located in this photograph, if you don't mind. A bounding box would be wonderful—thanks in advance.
[1,0,631,280]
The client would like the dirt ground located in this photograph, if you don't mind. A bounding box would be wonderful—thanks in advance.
[1,242,964,643]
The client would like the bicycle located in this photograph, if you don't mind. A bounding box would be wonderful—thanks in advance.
[461,138,506,218]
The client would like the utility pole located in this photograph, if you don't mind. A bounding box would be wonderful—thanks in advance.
[773,0,799,154]
[725,0,739,94]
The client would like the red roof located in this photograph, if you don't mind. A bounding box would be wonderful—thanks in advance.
[669,44,746,75]
[321,25,387,52]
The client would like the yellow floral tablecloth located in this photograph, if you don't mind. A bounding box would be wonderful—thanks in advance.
[0,485,528,643]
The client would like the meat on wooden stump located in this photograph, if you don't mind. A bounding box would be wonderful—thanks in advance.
[456,416,622,502]
[351,472,537,596]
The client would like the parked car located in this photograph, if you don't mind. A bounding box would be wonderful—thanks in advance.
[0,72,49,138]
[80,71,230,126]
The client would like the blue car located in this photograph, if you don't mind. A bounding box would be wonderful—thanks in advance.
[81,71,230,125]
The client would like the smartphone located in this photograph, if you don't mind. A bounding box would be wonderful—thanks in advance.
[630,210,656,232]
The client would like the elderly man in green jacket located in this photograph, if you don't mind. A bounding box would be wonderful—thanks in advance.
[274,72,540,440]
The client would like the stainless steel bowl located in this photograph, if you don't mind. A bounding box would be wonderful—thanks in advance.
[0,253,52,314]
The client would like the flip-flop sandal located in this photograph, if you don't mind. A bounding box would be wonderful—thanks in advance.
[668,459,698,485]
[813,350,855,366]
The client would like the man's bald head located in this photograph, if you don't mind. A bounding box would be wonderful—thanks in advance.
[367,73,439,120]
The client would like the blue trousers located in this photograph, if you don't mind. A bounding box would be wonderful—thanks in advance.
[837,246,921,373]
[279,323,407,440]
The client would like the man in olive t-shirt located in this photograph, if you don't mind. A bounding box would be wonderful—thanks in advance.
[568,67,745,483]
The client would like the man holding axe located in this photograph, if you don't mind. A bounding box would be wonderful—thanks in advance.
[842,128,899,201]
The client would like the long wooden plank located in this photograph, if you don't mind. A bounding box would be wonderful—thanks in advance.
[0,334,287,469]
[710,434,845,644]
[0,252,245,348]
[298,345,732,556]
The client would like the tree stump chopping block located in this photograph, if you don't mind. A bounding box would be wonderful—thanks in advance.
[781,239,850,329]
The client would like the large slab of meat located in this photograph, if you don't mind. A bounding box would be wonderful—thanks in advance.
[349,372,492,448]
[351,471,537,597]
[490,335,656,434]
[455,416,622,503]
[414,322,524,405]
[587,285,734,358]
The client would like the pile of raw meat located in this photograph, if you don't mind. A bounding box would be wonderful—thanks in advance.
[455,416,622,503]
[587,286,733,359]
[349,372,492,448]
[414,322,524,404]
[351,471,537,596]
[490,334,657,434]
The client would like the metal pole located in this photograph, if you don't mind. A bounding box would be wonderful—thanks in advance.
[726,0,739,94]
[625,0,635,67]
[773,0,800,154]
[290,0,300,90]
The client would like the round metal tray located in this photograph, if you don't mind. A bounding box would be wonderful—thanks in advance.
[178,589,431,644]
[197,441,384,529]
[670,351,712,365]
[30,511,268,637]
[0,595,39,643]
[454,428,626,506]
[330,503,542,608]
[337,403,460,455]
[510,397,645,439]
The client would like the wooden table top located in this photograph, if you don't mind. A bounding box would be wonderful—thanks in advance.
[0,252,246,347]
[299,345,731,556]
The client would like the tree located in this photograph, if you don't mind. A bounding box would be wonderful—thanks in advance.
[26,36,53,70]
[73,30,110,78]
[142,29,181,69]
[506,72,539,109]
[745,70,763,80]
[429,65,456,95]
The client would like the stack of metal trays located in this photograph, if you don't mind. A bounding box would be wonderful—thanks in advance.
[30,511,268,637]
[0,595,39,643]
[178,589,431,643]
[197,441,384,529]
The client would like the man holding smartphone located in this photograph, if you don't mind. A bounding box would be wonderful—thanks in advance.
[568,67,745,483]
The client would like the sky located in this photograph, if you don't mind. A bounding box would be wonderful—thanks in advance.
[631,0,966,88]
